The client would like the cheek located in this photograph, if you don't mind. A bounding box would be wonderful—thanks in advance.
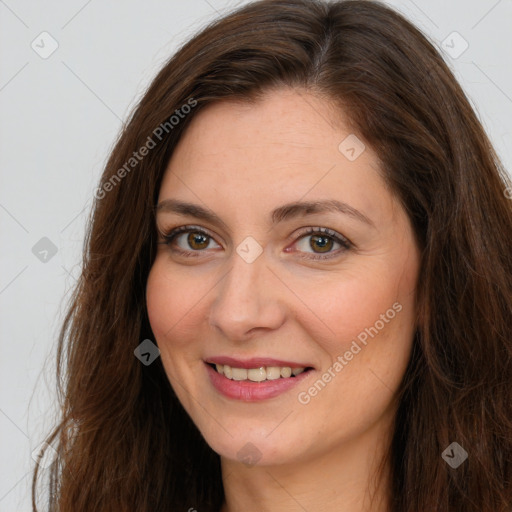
[146,261,201,350]
[298,251,418,416]
[292,268,416,430]
[302,269,410,358]
[146,264,174,340]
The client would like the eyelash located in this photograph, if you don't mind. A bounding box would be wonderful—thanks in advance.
[158,225,352,261]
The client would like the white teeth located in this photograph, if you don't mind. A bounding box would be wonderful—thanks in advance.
[247,367,267,382]
[266,366,281,380]
[280,367,292,378]
[223,365,233,379]
[212,364,308,381]
[231,368,247,381]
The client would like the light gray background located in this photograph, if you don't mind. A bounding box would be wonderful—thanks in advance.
[1,0,511,510]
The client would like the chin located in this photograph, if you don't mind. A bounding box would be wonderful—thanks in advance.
[203,428,305,467]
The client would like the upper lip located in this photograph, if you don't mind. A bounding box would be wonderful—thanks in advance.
[205,356,314,369]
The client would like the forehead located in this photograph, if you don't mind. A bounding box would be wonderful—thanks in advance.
[158,88,393,224]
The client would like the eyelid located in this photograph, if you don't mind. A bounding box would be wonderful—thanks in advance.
[158,224,213,240]
[158,224,221,250]
[292,226,352,247]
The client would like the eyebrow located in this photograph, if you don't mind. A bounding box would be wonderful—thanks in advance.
[155,198,375,228]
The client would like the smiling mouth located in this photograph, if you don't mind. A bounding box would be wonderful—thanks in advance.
[208,363,314,382]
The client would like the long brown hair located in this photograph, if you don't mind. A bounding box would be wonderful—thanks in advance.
[32,1,512,510]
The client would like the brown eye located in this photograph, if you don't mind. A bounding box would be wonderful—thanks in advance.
[160,226,221,254]
[292,227,352,260]
[186,231,210,250]
[309,234,334,253]
[160,225,351,261]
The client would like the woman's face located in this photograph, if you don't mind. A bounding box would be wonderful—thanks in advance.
[146,88,420,467]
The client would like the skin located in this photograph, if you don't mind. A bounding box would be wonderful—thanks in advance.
[146,87,421,512]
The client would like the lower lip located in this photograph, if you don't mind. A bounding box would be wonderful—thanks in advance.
[205,363,312,401]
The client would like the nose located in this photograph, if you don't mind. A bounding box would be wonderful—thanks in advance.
[208,247,286,340]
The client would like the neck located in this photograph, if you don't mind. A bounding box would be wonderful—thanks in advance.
[219,412,394,512]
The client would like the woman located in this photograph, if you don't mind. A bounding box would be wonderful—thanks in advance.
[32,0,512,511]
